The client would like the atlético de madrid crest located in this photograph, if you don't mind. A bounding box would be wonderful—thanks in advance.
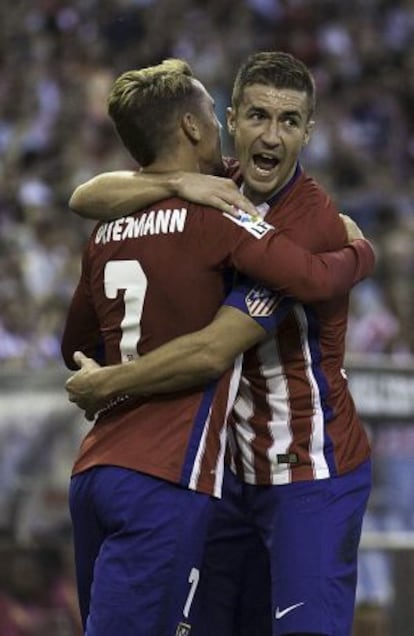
[245,285,281,317]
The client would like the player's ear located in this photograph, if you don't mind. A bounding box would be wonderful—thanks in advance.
[226,107,236,136]
[182,112,201,142]
[303,119,315,146]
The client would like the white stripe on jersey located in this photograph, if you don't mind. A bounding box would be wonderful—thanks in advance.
[188,403,213,493]
[231,378,257,482]
[188,354,243,498]
[231,303,330,485]
[257,336,293,485]
[213,354,243,497]
[293,305,330,479]
[232,337,294,485]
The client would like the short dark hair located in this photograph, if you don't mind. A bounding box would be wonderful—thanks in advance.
[108,59,201,166]
[232,51,316,119]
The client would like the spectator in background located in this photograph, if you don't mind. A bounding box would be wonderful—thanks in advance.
[0,2,413,635]
[0,543,82,636]
[1,0,413,367]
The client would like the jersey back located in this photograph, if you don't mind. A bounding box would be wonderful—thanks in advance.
[66,199,241,497]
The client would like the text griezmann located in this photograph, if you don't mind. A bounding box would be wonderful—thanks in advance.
[95,208,187,244]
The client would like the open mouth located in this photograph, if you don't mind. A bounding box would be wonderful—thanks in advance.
[252,153,280,175]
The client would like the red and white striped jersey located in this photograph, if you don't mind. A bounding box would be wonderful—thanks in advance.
[226,166,371,485]
[62,196,372,496]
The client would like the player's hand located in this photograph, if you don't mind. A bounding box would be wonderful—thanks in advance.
[340,213,365,241]
[65,352,105,421]
[176,173,258,217]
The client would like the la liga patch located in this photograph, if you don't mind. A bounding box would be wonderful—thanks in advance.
[223,212,273,239]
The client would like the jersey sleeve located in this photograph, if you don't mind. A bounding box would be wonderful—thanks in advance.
[61,243,104,370]
[197,209,375,303]
[223,276,294,333]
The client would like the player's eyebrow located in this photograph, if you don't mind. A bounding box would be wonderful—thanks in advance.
[282,109,302,120]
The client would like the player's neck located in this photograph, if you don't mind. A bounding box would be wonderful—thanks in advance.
[143,153,199,175]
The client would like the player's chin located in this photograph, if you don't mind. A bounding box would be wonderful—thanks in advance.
[245,174,280,197]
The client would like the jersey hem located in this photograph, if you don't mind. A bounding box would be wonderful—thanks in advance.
[231,452,371,485]
[71,460,220,498]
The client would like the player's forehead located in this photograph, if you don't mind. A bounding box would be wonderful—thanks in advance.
[238,83,310,117]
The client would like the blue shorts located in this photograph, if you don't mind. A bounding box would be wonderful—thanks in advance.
[69,466,213,636]
[196,461,371,636]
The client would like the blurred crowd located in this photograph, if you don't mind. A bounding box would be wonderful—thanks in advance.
[1,3,413,632]
[0,541,82,635]
[1,0,414,368]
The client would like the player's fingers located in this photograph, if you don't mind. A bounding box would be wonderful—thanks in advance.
[73,350,87,367]
[73,350,101,370]
[68,393,84,405]
[234,198,258,217]
[209,196,257,219]
[222,196,257,218]
[84,409,96,422]
[221,202,239,217]
[65,376,80,392]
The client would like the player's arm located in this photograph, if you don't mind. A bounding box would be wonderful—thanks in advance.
[61,249,103,370]
[215,213,376,302]
[65,305,268,418]
[61,285,102,370]
[69,170,258,220]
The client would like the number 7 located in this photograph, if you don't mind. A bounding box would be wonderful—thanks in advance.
[104,260,148,362]
[183,567,200,619]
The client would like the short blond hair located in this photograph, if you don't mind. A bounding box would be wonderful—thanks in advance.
[108,59,199,165]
